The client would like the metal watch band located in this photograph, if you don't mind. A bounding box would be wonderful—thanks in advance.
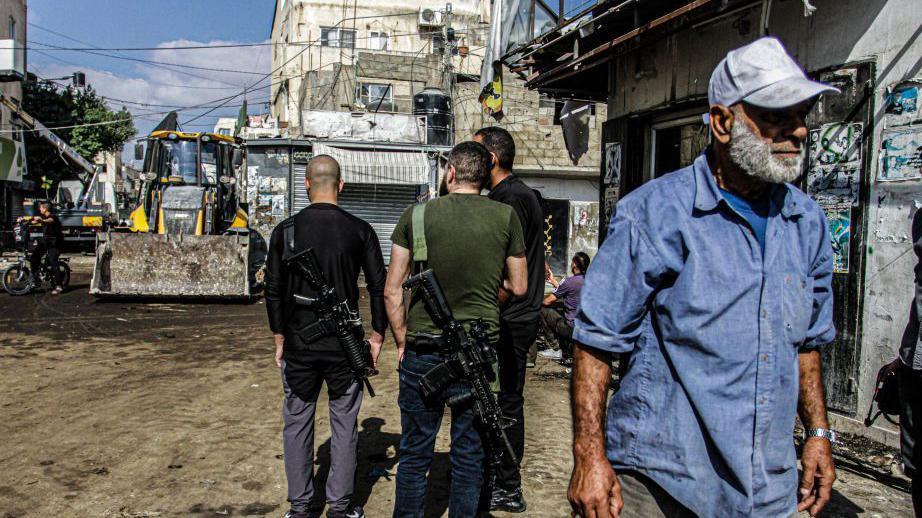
[805,428,837,444]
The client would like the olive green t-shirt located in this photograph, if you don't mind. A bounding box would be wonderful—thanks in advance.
[392,193,525,341]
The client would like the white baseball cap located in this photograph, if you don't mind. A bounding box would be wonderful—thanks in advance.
[708,36,838,109]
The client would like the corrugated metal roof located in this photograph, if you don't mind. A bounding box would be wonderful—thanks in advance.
[313,142,431,185]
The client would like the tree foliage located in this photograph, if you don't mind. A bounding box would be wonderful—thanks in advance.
[21,77,135,182]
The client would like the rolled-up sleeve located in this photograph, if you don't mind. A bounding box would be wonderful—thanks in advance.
[802,211,836,349]
[572,212,665,353]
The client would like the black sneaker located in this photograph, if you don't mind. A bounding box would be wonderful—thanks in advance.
[284,511,311,518]
[327,506,365,518]
[490,486,527,513]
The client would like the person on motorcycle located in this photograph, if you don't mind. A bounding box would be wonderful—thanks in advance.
[21,201,65,294]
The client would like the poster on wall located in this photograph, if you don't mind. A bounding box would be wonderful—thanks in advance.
[822,204,851,274]
[879,128,922,181]
[885,82,921,127]
[568,202,600,262]
[807,123,863,205]
[602,142,622,231]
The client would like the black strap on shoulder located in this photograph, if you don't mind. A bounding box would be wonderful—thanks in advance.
[411,202,428,274]
[281,216,297,261]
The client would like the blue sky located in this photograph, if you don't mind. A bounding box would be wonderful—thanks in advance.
[26,0,592,160]
[27,0,275,154]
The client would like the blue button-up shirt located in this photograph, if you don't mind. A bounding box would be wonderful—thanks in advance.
[573,152,835,517]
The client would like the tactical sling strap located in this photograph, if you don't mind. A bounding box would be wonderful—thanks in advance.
[411,202,428,269]
[281,217,337,343]
[282,217,296,261]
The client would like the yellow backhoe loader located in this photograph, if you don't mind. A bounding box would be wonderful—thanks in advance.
[91,113,260,297]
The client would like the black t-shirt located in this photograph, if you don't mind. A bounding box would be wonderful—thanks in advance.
[37,214,63,246]
[489,175,544,323]
[265,203,387,353]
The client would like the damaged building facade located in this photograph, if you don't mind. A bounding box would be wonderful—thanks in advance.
[501,0,922,444]
[265,0,606,269]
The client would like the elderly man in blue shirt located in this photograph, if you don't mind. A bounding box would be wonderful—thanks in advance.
[568,37,839,518]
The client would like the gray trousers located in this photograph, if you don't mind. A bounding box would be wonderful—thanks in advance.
[618,470,798,518]
[617,470,696,518]
[282,362,363,513]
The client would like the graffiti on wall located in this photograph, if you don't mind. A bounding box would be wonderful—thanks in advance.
[807,122,862,205]
[879,128,922,182]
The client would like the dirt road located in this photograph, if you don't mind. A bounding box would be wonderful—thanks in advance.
[0,260,914,517]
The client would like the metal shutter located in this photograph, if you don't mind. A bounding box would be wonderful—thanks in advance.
[291,163,309,212]
[338,183,420,263]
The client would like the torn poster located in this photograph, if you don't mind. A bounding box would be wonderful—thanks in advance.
[807,122,862,205]
[823,204,851,274]
[879,128,922,181]
[885,82,921,127]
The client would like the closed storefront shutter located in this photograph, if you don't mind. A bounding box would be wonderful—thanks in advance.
[291,163,309,212]
[339,183,420,263]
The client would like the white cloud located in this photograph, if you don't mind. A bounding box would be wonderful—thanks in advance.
[37,38,272,135]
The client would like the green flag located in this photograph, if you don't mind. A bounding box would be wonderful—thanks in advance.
[235,100,247,137]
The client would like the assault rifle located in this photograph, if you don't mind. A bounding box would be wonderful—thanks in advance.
[286,248,377,396]
[402,269,517,466]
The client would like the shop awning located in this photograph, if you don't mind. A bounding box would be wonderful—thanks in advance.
[313,142,431,185]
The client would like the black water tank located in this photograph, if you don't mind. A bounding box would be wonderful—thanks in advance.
[413,88,452,146]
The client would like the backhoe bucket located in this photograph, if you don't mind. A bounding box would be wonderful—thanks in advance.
[91,232,251,298]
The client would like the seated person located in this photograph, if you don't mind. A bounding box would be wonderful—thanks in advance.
[539,252,590,360]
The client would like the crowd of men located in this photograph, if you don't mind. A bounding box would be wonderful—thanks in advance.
[265,36,920,518]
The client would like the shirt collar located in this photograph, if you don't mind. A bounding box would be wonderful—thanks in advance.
[693,152,806,218]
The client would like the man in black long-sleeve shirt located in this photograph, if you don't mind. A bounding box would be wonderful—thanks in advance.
[265,155,386,518]
[474,127,545,513]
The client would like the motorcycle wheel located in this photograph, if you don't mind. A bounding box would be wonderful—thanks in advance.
[58,263,71,289]
[2,264,33,295]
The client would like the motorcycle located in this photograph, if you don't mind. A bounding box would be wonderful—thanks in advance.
[2,220,71,296]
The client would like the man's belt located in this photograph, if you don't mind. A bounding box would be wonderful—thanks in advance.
[406,334,445,355]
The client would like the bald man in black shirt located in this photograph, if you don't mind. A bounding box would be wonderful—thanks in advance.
[265,155,386,518]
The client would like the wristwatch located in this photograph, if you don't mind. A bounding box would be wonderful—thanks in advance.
[805,428,837,444]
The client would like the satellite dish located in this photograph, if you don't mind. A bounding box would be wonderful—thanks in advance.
[422,8,435,22]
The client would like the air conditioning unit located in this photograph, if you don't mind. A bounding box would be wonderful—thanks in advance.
[418,8,444,27]
[0,39,24,82]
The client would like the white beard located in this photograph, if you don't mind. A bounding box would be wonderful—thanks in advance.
[728,121,804,184]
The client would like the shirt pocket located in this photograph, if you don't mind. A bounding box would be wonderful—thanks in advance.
[783,275,814,345]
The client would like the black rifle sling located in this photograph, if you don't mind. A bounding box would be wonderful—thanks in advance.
[282,216,335,343]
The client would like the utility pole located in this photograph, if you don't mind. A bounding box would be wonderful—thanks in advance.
[443,2,455,145]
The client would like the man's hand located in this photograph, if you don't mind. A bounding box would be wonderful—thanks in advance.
[798,436,835,516]
[797,350,835,516]
[568,453,622,518]
[274,334,285,367]
[368,331,384,369]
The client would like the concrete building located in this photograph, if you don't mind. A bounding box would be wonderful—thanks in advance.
[502,0,922,445]
[214,114,281,139]
[268,0,606,269]
[0,0,26,238]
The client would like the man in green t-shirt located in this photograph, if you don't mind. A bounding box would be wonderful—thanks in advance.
[384,141,528,517]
